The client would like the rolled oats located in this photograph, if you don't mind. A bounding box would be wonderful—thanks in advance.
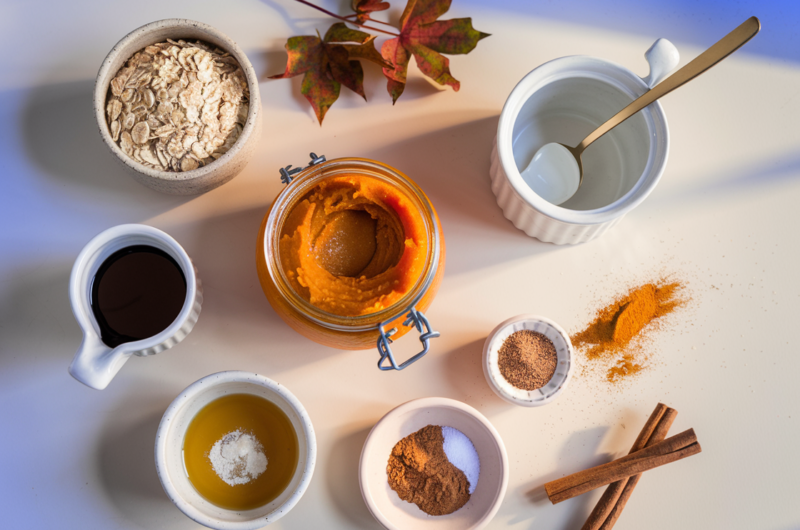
[105,39,249,172]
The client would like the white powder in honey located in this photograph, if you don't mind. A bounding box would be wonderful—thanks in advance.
[208,429,267,486]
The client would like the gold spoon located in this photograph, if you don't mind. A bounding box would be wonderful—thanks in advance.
[524,16,761,205]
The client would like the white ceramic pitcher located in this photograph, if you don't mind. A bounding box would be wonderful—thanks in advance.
[68,224,202,390]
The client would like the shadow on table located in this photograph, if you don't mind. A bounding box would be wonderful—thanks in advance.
[256,0,317,36]
[459,0,800,66]
[0,261,81,364]
[650,150,800,210]
[19,79,191,208]
[325,424,379,529]
[97,397,195,529]
[178,205,337,373]
[508,426,611,529]
[259,65,454,125]
[259,52,311,115]
[362,114,565,277]
[441,338,509,415]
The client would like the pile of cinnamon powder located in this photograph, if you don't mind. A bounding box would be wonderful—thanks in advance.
[571,279,688,383]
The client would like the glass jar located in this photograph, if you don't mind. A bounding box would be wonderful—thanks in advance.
[256,155,445,371]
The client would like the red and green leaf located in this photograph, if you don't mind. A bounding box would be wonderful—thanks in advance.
[270,1,487,122]
[326,22,393,70]
[270,23,389,123]
[341,39,393,70]
[381,38,410,103]
[381,0,489,103]
[270,36,324,78]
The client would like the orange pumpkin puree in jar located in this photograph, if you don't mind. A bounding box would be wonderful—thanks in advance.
[278,175,428,316]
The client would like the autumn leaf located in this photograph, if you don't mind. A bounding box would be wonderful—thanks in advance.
[352,0,390,23]
[381,0,489,103]
[331,24,393,71]
[271,0,486,123]
[270,23,389,123]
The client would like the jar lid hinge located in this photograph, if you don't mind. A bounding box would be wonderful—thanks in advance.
[279,153,327,185]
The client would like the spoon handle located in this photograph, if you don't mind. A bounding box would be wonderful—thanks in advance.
[577,16,761,153]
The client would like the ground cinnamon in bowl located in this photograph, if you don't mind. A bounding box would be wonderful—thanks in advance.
[387,425,479,516]
[497,330,558,390]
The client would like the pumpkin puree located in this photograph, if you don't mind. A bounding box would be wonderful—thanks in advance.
[279,175,428,316]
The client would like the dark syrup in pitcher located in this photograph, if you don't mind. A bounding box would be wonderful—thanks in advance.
[91,245,187,348]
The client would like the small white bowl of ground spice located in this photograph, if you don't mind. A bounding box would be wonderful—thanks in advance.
[482,314,574,406]
[359,397,508,530]
[95,19,262,194]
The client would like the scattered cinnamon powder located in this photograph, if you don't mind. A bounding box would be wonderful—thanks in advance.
[387,425,470,516]
[498,330,558,390]
[571,279,687,383]
[607,354,643,383]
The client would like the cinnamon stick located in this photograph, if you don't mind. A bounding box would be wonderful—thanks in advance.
[545,428,700,504]
[581,403,677,530]
[599,472,643,529]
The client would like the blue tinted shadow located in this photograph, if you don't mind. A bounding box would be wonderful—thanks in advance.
[460,0,799,64]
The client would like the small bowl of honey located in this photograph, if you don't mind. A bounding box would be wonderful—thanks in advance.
[155,371,316,529]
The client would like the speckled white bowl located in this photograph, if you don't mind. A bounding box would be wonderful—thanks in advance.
[95,19,262,195]
[359,397,508,530]
[482,314,574,407]
[155,371,316,530]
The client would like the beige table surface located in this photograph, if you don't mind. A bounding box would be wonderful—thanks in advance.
[2,1,799,529]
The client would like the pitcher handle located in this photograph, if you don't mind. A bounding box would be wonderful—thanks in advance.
[642,38,680,88]
[68,333,133,390]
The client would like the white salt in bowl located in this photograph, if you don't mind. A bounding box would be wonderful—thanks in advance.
[359,397,508,530]
[155,371,316,529]
[482,314,574,407]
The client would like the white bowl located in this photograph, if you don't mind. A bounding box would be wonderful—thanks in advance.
[490,39,679,244]
[482,315,574,406]
[359,397,508,530]
[155,371,316,530]
[95,19,263,195]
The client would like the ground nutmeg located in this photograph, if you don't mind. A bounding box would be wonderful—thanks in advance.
[498,330,558,390]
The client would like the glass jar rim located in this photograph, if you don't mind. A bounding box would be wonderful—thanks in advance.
[264,157,441,332]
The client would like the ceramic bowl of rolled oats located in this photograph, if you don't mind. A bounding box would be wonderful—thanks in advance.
[95,19,262,195]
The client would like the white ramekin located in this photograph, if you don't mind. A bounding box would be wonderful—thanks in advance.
[491,39,680,244]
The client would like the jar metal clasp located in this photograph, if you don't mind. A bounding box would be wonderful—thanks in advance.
[377,308,440,371]
[280,153,326,184]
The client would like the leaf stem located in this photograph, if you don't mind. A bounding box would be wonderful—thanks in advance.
[343,14,397,27]
[295,0,399,36]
